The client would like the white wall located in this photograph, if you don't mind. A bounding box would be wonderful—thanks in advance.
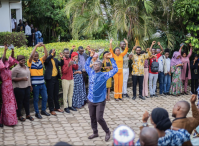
[0,0,22,32]
[0,1,10,32]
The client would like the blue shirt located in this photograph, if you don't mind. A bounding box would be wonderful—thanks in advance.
[85,57,118,103]
[136,129,190,146]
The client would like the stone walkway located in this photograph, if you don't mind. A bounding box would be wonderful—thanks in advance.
[0,87,194,146]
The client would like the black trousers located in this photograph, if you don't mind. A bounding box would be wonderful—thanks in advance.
[26,35,32,47]
[14,87,30,117]
[46,77,60,112]
[88,100,109,134]
[132,75,144,97]
[191,79,198,94]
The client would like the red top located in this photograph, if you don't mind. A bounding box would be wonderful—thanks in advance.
[61,57,78,80]
[149,53,161,74]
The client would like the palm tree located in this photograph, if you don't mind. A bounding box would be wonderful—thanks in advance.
[65,0,175,49]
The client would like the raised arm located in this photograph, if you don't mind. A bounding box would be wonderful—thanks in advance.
[44,49,55,65]
[109,39,115,57]
[190,95,199,126]
[41,44,48,61]
[179,43,184,54]
[69,45,76,58]
[150,41,156,52]
[187,43,193,58]
[28,43,40,63]
[121,39,128,57]
[2,45,8,63]
[104,53,118,80]
[144,48,152,60]
[97,48,104,60]
[84,50,95,76]
[157,42,164,55]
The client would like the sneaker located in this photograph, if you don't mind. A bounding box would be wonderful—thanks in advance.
[153,94,158,97]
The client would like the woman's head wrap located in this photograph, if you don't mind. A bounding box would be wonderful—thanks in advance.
[151,108,172,131]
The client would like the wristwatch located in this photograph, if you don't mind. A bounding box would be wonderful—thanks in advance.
[143,123,148,127]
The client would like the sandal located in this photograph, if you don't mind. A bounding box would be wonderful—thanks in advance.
[26,116,34,121]
[18,116,26,122]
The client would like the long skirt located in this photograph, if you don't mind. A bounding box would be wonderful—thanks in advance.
[72,73,87,108]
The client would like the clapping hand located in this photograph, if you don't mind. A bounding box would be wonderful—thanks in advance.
[124,38,128,44]
[60,52,63,58]
[72,45,76,50]
[106,53,113,59]
[190,94,197,104]
[152,41,156,45]
[142,111,150,123]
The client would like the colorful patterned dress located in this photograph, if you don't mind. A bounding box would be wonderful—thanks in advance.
[170,65,183,95]
[72,63,87,108]
[0,57,18,126]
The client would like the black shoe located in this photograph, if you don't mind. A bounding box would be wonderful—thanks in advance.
[41,111,50,116]
[132,96,136,100]
[150,95,153,97]
[163,93,167,95]
[35,113,42,119]
[139,95,145,100]
[153,94,158,97]
[159,93,164,96]
[0,124,3,128]
[69,107,77,111]
[145,96,149,98]
[126,94,130,98]
[122,94,125,98]
[64,108,70,113]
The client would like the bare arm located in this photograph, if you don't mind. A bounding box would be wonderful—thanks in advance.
[2,45,8,63]
[41,44,48,61]
[11,49,14,58]
[28,43,40,63]
[179,44,184,54]
[157,42,164,55]
[150,41,156,52]
[187,45,193,58]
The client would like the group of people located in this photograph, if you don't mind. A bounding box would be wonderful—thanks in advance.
[0,39,199,144]
[11,16,43,47]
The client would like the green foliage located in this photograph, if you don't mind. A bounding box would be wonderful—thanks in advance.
[0,32,27,47]
[174,0,199,52]
[65,0,175,50]
[23,0,72,43]
[0,40,119,60]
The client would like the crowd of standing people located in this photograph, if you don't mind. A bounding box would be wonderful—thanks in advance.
[0,38,199,145]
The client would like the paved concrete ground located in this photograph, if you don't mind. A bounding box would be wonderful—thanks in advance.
[0,87,194,146]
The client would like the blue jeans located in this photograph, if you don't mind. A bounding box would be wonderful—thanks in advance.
[158,72,164,94]
[33,84,48,114]
[164,74,171,93]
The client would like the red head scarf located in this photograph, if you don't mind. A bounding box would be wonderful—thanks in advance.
[71,52,78,60]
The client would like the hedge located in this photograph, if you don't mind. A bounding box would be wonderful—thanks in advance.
[0,40,120,61]
[0,32,27,47]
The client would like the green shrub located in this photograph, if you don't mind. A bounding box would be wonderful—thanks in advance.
[0,40,120,60]
[0,32,27,47]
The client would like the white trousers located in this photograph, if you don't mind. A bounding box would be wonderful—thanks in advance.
[122,68,129,94]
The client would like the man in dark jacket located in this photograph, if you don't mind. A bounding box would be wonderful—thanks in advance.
[44,49,64,116]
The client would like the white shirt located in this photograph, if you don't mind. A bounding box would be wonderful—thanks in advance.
[11,18,16,29]
[25,25,31,35]
[158,56,164,72]
[166,58,171,72]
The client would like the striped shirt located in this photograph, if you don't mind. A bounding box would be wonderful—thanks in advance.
[27,58,45,85]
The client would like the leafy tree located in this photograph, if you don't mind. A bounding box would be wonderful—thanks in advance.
[65,0,175,49]
[22,0,72,43]
[174,0,199,53]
